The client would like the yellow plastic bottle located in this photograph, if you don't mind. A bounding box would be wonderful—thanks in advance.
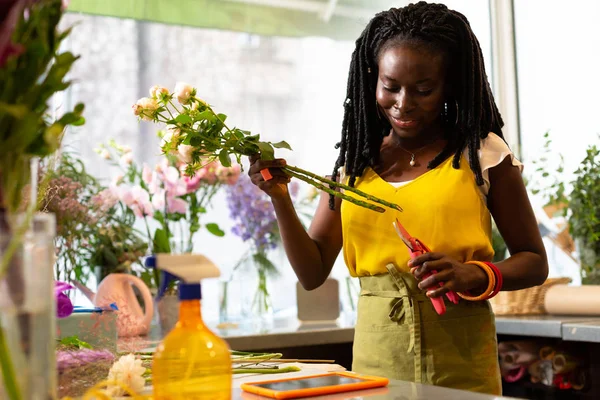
[153,283,232,399]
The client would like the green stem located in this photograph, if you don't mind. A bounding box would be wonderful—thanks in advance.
[285,170,385,213]
[0,211,33,282]
[233,366,301,374]
[0,326,22,400]
[284,165,403,212]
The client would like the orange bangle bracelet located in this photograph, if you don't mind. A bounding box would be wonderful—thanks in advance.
[458,261,496,301]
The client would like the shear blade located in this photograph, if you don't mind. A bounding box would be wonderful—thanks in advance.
[392,220,414,251]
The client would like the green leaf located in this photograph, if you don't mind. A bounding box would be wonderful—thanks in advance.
[218,149,231,167]
[153,229,171,253]
[252,252,280,277]
[232,129,245,139]
[271,141,292,151]
[58,336,93,350]
[0,102,28,118]
[256,142,275,160]
[175,114,192,124]
[217,113,227,122]
[71,117,85,126]
[74,103,85,115]
[205,223,225,237]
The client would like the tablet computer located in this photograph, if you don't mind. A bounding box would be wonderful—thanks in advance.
[240,371,389,399]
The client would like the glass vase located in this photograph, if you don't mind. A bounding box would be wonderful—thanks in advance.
[251,267,274,330]
[0,212,57,400]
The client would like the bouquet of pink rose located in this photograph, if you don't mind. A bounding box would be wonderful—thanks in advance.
[133,83,402,214]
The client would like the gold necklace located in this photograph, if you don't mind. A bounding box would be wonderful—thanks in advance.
[396,141,436,167]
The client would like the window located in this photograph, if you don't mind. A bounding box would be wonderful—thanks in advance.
[60,0,493,320]
[514,0,600,284]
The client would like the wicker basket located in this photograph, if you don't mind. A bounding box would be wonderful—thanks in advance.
[490,277,572,315]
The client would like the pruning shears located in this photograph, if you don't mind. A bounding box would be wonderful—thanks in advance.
[392,217,459,315]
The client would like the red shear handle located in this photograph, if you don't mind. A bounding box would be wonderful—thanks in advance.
[260,168,273,181]
[409,249,447,315]
[412,240,459,305]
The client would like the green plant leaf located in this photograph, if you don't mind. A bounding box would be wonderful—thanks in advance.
[271,141,292,151]
[175,114,192,124]
[218,149,231,167]
[57,336,93,350]
[153,229,171,253]
[256,142,275,160]
[252,252,280,277]
[205,223,225,237]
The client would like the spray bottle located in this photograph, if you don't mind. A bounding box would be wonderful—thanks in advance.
[151,254,232,399]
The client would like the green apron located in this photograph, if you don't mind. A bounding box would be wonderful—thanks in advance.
[352,264,502,395]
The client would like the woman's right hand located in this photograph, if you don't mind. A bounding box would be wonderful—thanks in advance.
[248,154,291,199]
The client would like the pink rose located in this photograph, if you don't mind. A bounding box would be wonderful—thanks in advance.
[142,163,153,185]
[198,161,218,184]
[167,197,188,214]
[217,164,241,185]
[184,173,202,193]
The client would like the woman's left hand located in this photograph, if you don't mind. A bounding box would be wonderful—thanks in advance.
[408,253,488,298]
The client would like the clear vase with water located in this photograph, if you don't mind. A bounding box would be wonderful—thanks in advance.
[0,213,56,400]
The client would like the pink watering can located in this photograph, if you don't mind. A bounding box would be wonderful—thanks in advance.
[73,274,154,337]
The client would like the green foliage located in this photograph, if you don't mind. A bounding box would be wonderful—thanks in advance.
[57,336,92,350]
[0,0,84,213]
[42,152,148,285]
[527,132,600,284]
[569,144,600,283]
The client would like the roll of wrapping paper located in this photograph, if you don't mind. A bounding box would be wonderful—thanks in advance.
[570,369,587,391]
[544,284,600,315]
[529,360,554,385]
[539,346,556,361]
[498,341,540,367]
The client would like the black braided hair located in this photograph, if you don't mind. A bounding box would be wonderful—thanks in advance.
[329,1,504,209]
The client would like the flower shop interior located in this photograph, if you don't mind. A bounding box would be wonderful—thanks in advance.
[2,0,600,399]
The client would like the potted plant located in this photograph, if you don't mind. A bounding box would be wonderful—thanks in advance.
[567,144,600,284]
[528,132,600,284]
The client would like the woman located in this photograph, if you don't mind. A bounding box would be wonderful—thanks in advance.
[249,2,547,395]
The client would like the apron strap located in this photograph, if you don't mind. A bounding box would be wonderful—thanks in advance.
[386,263,423,384]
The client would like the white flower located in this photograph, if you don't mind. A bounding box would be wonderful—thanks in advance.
[121,145,132,154]
[149,85,169,99]
[162,126,181,145]
[100,149,111,160]
[135,97,160,121]
[120,152,134,167]
[131,103,143,116]
[106,354,146,397]
[174,82,195,104]
[177,144,194,164]
[112,174,124,186]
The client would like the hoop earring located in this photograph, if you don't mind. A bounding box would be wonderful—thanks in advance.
[444,99,459,127]
[453,99,459,126]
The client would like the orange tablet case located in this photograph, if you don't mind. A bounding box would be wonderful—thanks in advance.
[240,371,389,399]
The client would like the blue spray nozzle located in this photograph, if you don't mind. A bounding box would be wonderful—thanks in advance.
[157,270,178,300]
[144,255,157,269]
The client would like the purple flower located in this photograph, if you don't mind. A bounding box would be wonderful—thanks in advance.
[56,349,115,372]
[0,0,27,68]
[55,281,74,318]
[226,176,279,251]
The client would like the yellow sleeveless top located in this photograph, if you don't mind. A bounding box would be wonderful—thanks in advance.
[341,155,494,277]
